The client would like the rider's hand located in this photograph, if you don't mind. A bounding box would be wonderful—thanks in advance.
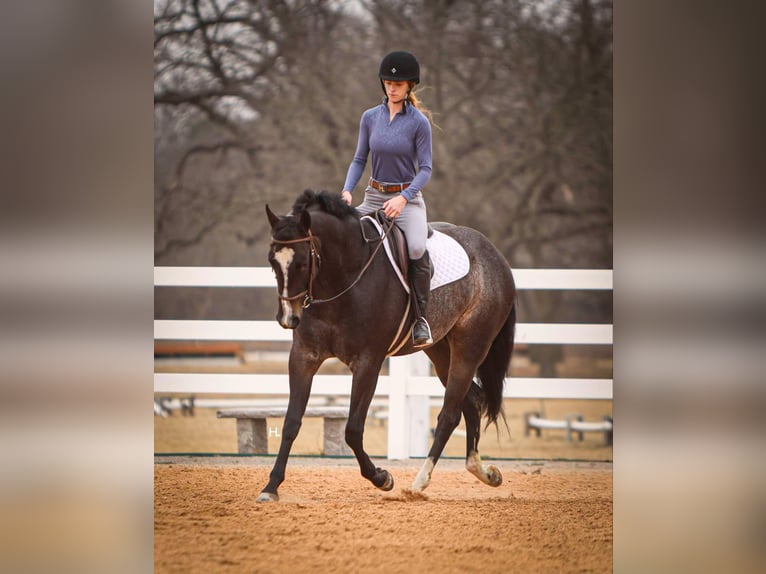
[383,194,407,218]
[341,190,353,205]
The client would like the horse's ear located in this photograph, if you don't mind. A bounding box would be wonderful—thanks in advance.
[298,208,311,232]
[265,204,280,228]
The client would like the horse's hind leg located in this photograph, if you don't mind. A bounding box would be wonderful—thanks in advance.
[413,342,452,491]
[463,383,502,487]
[411,365,471,491]
[415,343,501,490]
[413,334,506,492]
[412,337,487,491]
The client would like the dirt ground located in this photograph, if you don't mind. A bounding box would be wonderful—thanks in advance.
[155,457,612,573]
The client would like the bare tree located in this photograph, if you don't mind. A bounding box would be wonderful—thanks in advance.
[154,0,613,325]
[364,0,612,270]
[154,0,348,261]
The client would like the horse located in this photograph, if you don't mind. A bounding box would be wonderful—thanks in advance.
[259,189,516,502]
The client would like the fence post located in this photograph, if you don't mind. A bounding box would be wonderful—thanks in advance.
[603,415,613,446]
[407,354,431,457]
[387,356,409,459]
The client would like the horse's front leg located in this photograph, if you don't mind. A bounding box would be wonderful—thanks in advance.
[345,359,394,492]
[257,345,323,502]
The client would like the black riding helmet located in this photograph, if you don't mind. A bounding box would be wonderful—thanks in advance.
[379,51,420,96]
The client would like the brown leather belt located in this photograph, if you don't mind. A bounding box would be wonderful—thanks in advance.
[369,178,411,194]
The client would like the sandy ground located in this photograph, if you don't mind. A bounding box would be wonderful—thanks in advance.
[155,457,612,573]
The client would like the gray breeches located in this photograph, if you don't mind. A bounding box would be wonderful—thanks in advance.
[356,186,428,259]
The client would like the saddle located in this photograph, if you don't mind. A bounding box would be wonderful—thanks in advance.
[369,211,411,283]
[367,211,450,281]
[361,213,465,356]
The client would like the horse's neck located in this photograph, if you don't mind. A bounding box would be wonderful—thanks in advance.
[314,216,369,276]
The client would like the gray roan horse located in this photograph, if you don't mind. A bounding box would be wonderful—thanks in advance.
[259,189,516,501]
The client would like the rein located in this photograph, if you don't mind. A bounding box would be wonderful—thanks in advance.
[271,215,396,309]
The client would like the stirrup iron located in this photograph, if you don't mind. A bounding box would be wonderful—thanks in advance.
[412,317,433,347]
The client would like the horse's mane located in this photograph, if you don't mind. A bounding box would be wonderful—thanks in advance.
[291,189,359,220]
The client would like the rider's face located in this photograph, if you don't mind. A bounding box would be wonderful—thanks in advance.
[383,80,409,103]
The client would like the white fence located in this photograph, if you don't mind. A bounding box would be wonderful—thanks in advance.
[154,267,612,458]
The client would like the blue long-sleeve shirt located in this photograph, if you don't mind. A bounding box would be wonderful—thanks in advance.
[343,100,432,202]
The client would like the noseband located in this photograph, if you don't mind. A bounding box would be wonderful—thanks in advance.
[270,216,395,309]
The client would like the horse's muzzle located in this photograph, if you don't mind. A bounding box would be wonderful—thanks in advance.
[277,306,301,329]
[281,315,299,329]
[277,293,305,329]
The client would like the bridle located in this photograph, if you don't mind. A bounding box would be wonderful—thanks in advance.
[270,229,321,309]
[271,216,396,309]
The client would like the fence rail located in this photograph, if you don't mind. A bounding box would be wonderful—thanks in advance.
[154,266,613,458]
[154,319,612,345]
[155,266,613,290]
[154,373,613,400]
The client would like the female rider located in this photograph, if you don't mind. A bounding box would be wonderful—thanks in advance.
[341,50,434,347]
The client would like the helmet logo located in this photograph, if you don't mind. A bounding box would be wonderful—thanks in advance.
[391,67,397,73]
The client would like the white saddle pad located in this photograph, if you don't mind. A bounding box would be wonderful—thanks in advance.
[428,229,470,290]
[360,217,470,292]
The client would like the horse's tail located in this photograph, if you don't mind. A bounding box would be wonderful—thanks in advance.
[476,303,516,430]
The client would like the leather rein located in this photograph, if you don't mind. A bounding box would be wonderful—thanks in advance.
[271,216,396,309]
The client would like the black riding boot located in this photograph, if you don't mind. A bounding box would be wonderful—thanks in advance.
[409,251,433,347]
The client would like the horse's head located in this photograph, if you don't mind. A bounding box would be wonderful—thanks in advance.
[266,204,318,329]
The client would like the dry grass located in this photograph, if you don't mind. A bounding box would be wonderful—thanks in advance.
[155,397,612,460]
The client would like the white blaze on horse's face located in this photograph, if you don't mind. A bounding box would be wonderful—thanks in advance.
[274,247,296,327]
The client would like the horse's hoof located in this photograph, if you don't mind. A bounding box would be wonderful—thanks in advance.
[486,465,503,487]
[375,469,394,491]
[411,458,434,492]
[256,491,279,503]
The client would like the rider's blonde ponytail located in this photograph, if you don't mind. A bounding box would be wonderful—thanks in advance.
[407,82,435,125]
